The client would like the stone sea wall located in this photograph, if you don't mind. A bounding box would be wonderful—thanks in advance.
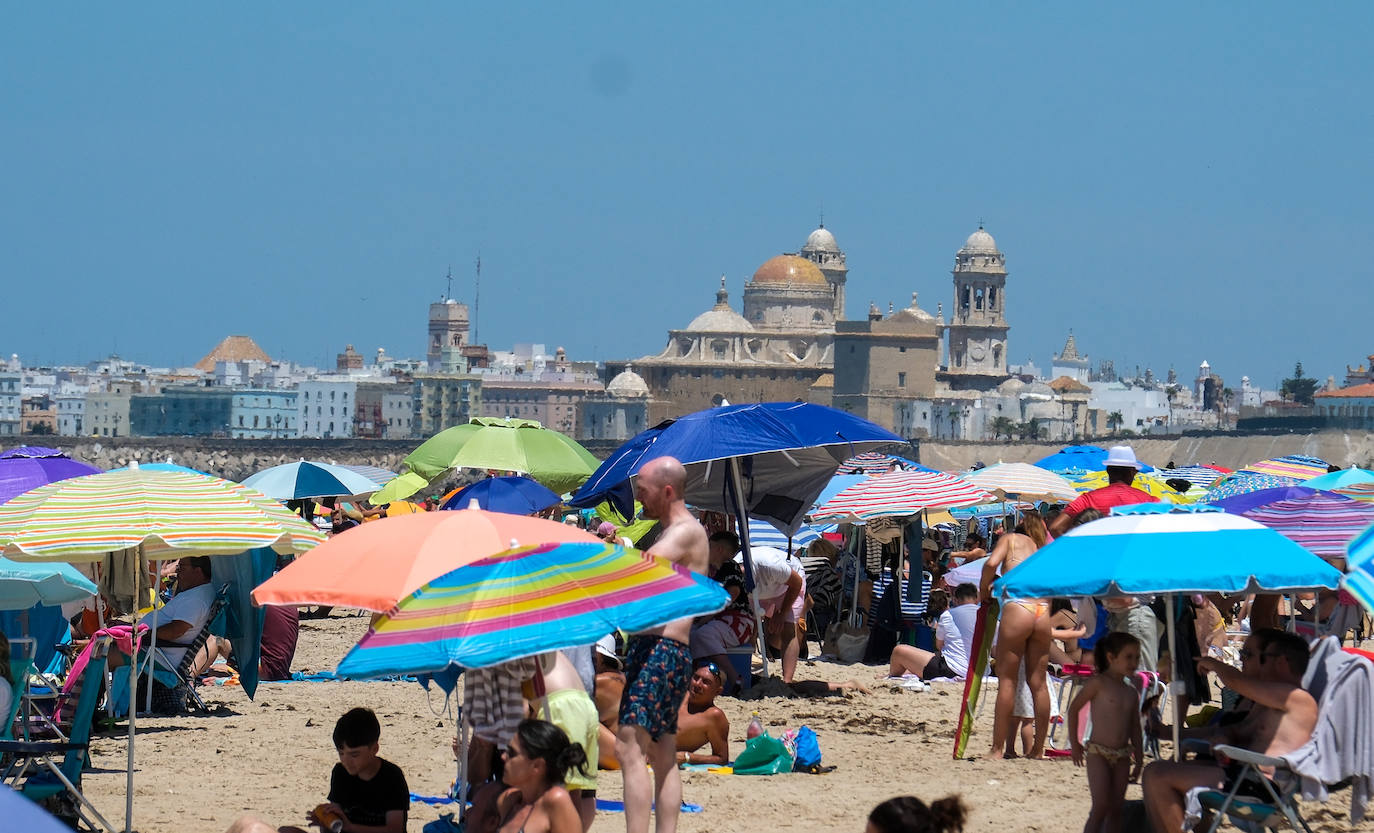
[19,430,1374,482]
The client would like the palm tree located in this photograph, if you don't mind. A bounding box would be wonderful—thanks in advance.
[1106,411,1124,434]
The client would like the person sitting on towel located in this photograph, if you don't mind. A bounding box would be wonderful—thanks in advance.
[673,660,730,766]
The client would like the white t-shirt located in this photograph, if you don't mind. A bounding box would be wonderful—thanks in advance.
[140,582,216,668]
[735,547,798,601]
[936,602,980,677]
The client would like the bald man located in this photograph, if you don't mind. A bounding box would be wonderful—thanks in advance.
[616,456,709,833]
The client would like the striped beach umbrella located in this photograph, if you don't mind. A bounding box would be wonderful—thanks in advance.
[1336,483,1374,504]
[1156,465,1226,489]
[336,541,730,682]
[1201,473,1300,504]
[809,471,993,523]
[747,518,822,554]
[965,462,1078,502]
[837,452,938,475]
[0,466,325,562]
[243,460,395,500]
[1237,454,1331,481]
[1211,487,1374,562]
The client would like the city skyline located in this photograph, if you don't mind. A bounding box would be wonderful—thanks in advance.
[3,5,1370,386]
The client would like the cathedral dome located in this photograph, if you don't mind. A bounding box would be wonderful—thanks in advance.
[606,367,650,398]
[751,255,828,286]
[686,307,754,332]
[803,226,839,253]
[960,226,999,254]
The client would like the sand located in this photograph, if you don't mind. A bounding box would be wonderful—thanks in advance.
[79,612,1371,833]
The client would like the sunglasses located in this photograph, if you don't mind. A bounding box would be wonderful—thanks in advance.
[695,661,723,681]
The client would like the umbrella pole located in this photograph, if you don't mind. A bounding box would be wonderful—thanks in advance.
[1165,593,1180,762]
[727,459,770,679]
[127,637,137,833]
[456,709,469,822]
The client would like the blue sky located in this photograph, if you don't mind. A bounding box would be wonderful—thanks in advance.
[3,5,1370,391]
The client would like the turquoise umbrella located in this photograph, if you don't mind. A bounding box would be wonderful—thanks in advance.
[1344,523,1374,616]
[0,557,97,610]
[1303,467,1374,491]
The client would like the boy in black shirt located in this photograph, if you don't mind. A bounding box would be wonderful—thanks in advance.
[314,707,409,833]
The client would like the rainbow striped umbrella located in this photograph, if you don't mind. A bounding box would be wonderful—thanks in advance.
[1211,487,1374,562]
[809,470,992,523]
[0,466,325,562]
[335,541,729,683]
[1337,483,1374,504]
[1237,454,1331,480]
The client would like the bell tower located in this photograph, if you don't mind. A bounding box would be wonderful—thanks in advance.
[940,225,1010,391]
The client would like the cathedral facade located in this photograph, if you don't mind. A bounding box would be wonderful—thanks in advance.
[611,223,1012,432]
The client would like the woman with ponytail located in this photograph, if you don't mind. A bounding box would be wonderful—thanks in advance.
[494,719,589,833]
[867,794,967,833]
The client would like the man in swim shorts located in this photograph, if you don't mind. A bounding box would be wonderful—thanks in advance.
[615,457,710,833]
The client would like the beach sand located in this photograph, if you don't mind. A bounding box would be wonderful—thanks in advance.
[80,612,1371,833]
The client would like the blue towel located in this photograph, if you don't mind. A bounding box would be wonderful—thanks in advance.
[287,670,418,683]
[407,793,703,814]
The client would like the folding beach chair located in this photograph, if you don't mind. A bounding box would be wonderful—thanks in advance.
[0,636,116,832]
[143,583,229,714]
[1198,637,1374,832]
[2,656,35,741]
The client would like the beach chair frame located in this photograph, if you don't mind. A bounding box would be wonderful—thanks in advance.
[1199,745,1312,833]
[0,635,116,832]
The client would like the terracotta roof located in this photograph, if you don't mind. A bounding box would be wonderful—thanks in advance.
[1315,382,1374,399]
[1047,375,1091,393]
[194,335,272,372]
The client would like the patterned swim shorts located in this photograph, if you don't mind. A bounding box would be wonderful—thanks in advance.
[618,635,693,741]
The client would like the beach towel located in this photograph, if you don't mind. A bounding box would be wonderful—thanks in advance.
[63,624,150,721]
[953,600,998,759]
[464,658,538,746]
[1283,637,1374,822]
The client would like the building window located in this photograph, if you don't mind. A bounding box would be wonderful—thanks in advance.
[898,372,907,387]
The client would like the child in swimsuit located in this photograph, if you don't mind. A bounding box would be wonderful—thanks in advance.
[1068,631,1144,833]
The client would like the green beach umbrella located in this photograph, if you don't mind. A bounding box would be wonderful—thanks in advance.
[374,417,600,502]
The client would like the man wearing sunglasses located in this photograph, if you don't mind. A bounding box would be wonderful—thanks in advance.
[1142,628,1317,833]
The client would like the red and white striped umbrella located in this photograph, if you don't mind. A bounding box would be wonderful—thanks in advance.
[1241,491,1374,562]
[809,470,993,523]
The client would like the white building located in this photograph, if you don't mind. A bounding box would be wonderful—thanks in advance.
[0,371,20,437]
[54,393,86,436]
[298,379,357,439]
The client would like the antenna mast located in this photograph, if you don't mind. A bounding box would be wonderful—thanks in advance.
[444,265,453,301]
[473,253,482,344]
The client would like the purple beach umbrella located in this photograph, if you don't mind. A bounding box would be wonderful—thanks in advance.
[0,446,103,505]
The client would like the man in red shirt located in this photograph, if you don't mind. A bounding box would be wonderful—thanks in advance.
[1048,445,1158,537]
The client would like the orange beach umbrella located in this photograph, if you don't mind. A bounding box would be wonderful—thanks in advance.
[251,508,598,612]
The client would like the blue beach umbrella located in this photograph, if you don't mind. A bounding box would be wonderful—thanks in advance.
[813,474,868,509]
[0,557,97,610]
[1201,473,1299,503]
[994,508,1341,600]
[1303,467,1374,492]
[1033,445,1157,475]
[439,476,561,515]
[1344,523,1374,616]
[242,460,392,499]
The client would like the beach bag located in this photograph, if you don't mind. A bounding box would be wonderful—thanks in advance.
[822,621,868,663]
[791,725,822,770]
[732,732,794,775]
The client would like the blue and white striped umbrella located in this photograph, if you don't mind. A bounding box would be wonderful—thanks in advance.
[994,508,1341,599]
[1156,465,1225,489]
[747,518,822,554]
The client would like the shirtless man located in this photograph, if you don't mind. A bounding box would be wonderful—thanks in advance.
[673,662,730,766]
[1142,629,1317,833]
[979,509,1052,759]
[615,456,710,833]
[530,650,601,832]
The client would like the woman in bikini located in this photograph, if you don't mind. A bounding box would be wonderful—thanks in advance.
[495,719,589,833]
[980,508,1052,759]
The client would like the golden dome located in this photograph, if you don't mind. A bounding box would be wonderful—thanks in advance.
[750,255,828,286]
